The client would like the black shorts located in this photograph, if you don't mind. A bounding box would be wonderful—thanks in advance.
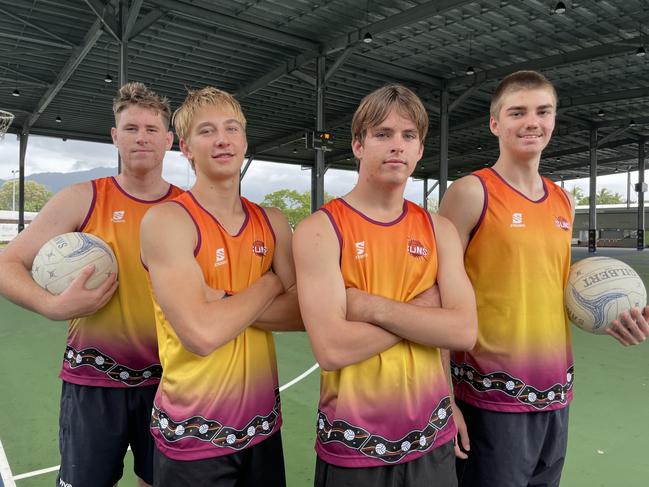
[57,381,158,487]
[153,431,286,487]
[314,440,456,487]
[455,400,569,487]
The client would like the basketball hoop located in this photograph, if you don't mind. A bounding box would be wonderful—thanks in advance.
[0,110,15,140]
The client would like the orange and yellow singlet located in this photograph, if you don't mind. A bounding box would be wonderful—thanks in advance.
[452,168,573,412]
[316,198,455,468]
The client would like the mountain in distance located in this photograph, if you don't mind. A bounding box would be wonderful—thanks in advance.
[0,167,117,194]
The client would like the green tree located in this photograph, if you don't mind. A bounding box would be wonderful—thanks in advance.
[261,189,334,228]
[0,180,52,212]
[575,187,625,205]
[569,185,585,202]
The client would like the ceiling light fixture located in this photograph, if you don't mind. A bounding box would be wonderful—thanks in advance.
[554,1,567,14]
[55,115,62,123]
[466,34,475,76]
[362,0,373,44]
[629,119,637,127]
[597,109,605,117]
[637,46,647,57]
[104,43,113,83]
[12,89,20,97]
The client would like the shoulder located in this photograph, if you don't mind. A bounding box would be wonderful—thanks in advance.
[294,210,336,242]
[259,206,289,227]
[428,212,459,238]
[142,200,193,230]
[448,174,485,200]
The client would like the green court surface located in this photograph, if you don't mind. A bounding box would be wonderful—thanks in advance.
[0,248,647,486]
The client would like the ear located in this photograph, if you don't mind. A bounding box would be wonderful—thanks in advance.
[179,137,192,162]
[165,131,174,151]
[351,138,364,161]
[489,115,499,137]
[110,127,118,146]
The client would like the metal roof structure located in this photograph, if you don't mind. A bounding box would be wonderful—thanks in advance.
[1,0,649,190]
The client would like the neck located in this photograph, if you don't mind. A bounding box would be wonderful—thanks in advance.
[115,166,168,199]
[344,177,406,221]
[491,153,545,196]
[191,174,243,216]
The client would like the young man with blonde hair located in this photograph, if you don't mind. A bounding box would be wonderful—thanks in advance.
[293,84,477,486]
[0,82,182,487]
[440,70,649,487]
[140,86,302,486]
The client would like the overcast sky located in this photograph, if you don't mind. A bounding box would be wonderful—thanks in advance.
[0,134,646,205]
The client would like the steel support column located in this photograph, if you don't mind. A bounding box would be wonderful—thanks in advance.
[423,179,428,210]
[637,136,646,250]
[588,127,597,253]
[439,87,449,200]
[18,131,29,232]
[117,0,129,174]
[311,56,325,213]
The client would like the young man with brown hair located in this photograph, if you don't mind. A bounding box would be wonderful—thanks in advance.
[0,82,182,486]
[440,70,649,487]
[140,87,302,486]
[293,84,477,486]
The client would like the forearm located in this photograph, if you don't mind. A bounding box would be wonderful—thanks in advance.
[360,293,476,350]
[253,289,304,331]
[0,261,58,319]
[173,274,281,356]
[308,318,402,371]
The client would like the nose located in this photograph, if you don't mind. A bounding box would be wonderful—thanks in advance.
[135,128,148,144]
[524,113,540,128]
[213,129,230,147]
[390,134,406,153]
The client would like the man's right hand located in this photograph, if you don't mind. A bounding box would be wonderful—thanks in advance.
[45,265,118,321]
[451,399,471,459]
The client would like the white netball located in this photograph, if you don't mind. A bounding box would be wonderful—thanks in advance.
[565,257,646,334]
[31,232,118,295]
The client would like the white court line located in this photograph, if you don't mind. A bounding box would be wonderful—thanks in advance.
[279,363,319,392]
[9,364,320,481]
[0,438,17,487]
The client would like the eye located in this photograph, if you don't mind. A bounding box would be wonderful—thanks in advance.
[404,132,417,140]
[226,126,240,133]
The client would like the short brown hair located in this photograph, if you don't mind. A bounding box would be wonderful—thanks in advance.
[112,82,171,128]
[351,84,429,144]
[173,86,246,142]
[490,70,558,119]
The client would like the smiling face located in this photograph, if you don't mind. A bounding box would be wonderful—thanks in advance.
[111,105,173,174]
[179,104,248,181]
[490,87,556,159]
[352,108,424,187]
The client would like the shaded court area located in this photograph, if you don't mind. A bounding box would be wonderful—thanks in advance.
[0,248,647,486]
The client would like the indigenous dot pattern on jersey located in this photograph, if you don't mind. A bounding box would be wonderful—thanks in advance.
[451,362,574,409]
[64,345,162,386]
[151,389,280,450]
[316,397,452,464]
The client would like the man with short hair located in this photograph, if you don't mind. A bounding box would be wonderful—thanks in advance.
[293,84,478,486]
[0,82,182,487]
[140,86,302,486]
[440,70,649,487]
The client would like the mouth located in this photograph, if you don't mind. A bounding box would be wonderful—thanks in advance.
[212,153,235,160]
[518,134,543,140]
[384,159,407,165]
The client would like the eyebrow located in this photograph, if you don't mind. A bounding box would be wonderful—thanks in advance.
[506,104,555,111]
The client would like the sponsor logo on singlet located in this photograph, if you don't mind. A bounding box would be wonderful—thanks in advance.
[215,247,228,267]
[252,240,268,257]
[112,210,126,223]
[510,212,526,228]
[355,241,367,260]
[407,238,429,259]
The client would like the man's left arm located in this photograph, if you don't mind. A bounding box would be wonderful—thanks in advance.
[253,207,303,331]
[346,214,478,351]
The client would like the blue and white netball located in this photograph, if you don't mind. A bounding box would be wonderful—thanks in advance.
[565,257,646,334]
[31,232,118,295]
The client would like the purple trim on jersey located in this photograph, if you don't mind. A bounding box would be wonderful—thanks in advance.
[187,192,250,237]
[319,208,343,266]
[424,206,437,241]
[257,205,277,244]
[338,198,408,226]
[169,200,202,257]
[468,173,488,244]
[141,255,149,272]
[78,180,97,232]
[487,168,548,203]
[110,176,176,204]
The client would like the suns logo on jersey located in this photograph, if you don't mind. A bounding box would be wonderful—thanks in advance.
[407,238,428,259]
[555,216,570,231]
[252,240,268,257]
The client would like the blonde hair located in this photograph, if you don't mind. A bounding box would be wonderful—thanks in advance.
[173,86,246,142]
[490,70,558,119]
[351,84,428,144]
[112,82,171,128]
